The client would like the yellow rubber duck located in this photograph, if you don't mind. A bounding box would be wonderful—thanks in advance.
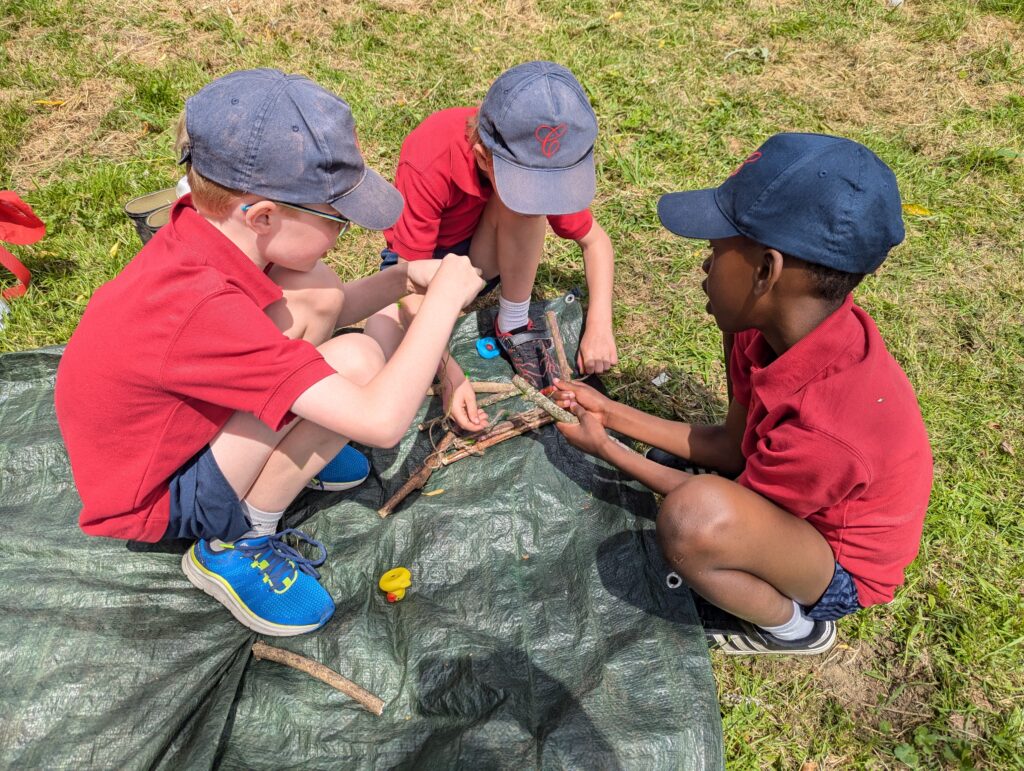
[379,567,412,603]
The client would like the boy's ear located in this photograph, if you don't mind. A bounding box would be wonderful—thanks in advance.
[753,247,785,296]
[471,143,493,175]
[241,200,276,233]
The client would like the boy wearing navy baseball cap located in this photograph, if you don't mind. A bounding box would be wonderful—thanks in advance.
[366,61,617,432]
[55,69,485,637]
[554,133,933,654]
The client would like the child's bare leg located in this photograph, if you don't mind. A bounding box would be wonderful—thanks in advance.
[656,475,836,627]
[210,332,383,510]
[470,194,544,307]
[209,260,384,517]
[364,302,405,359]
[265,261,345,344]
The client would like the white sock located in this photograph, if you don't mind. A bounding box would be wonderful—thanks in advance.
[759,600,814,641]
[239,500,285,539]
[497,296,530,333]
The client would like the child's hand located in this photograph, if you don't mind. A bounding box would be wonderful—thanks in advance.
[442,375,489,432]
[556,403,611,457]
[404,260,443,294]
[434,254,485,308]
[577,326,618,375]
[552,378,611,424]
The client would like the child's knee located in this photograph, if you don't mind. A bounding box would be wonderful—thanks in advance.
[657,476,738,561]
[320,333,385,386]
[276,262,345,328]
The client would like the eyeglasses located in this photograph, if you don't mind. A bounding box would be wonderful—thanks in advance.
[241,200,351,235]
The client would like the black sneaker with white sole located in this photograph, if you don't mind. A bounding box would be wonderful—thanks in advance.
[709,618,837,656]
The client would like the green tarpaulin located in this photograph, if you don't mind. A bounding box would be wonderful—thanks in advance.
[0,295,723,769]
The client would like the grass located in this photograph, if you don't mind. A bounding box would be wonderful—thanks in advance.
[2,0,1023,766]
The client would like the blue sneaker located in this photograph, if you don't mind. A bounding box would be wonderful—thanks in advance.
[182,529,335,636]
[306,444,371,492]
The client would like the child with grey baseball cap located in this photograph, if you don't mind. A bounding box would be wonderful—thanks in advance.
[367,61,618,433]
[56,69,485,637]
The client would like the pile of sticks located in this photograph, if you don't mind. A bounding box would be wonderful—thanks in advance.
[378,311,577,518]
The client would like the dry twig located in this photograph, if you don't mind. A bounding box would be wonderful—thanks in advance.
[512,376,579,424]
[251,641,385,716]
[378,431,457,518]
[426,381,516,396]
[381,408,556,515]
[440,408,554,464]
[545,310,574,381]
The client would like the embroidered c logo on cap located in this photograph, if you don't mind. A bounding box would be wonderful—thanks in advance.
[535,123,568,158]
[729,151,763,177]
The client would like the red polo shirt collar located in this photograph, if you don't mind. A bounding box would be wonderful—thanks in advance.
[164,195,283,311]
[743,295,860,411]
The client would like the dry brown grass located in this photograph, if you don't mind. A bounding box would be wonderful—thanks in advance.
[735,16,1019,142]
[10,78,135,189]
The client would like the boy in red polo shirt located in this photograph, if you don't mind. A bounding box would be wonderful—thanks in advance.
[366,61,617,431]
[554,133,933,655]
[55,70,484,637]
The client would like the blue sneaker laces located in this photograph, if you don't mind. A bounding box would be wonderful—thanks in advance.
[236,529,327,591]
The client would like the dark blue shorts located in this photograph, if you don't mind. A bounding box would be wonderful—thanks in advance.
[380,237,501,297]
[805,562,862,621]
[165,445,251,542]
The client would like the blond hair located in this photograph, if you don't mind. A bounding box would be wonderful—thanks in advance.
[173,111,245,217]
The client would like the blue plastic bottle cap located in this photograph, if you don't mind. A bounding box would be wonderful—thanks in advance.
[476,336,502,359]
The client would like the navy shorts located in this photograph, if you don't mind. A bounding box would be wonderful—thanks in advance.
[380,237,501,297]
[805,562,862,621]
[165,445,251,542]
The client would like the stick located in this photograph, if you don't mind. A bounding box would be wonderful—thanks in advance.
[441,408,554,464]
[417,390,520,432]
[426,381,516,396]
[377,432,457,518]
[383,407,559,516]
[545,310,574,381]
[251,641,385,716]
[512,375,579,424]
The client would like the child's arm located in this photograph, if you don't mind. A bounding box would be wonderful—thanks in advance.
[557,408,694,495]
[555,378,746,476]
[335,261,442,328]
[291,255,483,447]
[393,291,488,432]
[576,222,617,375]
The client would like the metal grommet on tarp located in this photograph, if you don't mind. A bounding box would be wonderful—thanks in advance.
[666,571,683,589]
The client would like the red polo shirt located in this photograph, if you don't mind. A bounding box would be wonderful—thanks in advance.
[729,296,932,606]
[384,107,594,260]
[55,197,336,542]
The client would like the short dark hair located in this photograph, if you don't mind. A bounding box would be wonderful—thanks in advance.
[803,260,865,302]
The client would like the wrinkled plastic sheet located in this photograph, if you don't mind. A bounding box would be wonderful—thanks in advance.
[0,295,723,770]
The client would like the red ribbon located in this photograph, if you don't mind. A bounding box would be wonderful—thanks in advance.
[0,191,45,301]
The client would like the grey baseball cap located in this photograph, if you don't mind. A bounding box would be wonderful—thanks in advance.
[478,61,598,216]
[182,69,403,230]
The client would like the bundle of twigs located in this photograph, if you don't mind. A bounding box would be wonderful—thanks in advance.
[378,408,556,517]
[379,311,578,518]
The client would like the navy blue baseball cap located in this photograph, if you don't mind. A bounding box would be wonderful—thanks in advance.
[657,133,905,273]
[478,61,598,216]
[182,69,403,230]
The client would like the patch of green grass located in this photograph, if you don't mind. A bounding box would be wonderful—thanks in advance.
[0,103,31,180]
[1,0,1023,766]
